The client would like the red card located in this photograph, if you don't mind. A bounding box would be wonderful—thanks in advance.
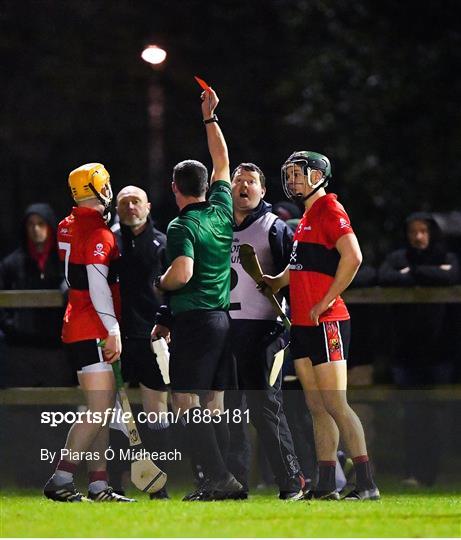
[194,75,210,91]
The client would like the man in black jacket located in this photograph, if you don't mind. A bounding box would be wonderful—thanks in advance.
[113,185,170,498]
[0,203,70,386]
[378,212,459,486]
[378,212,459,288]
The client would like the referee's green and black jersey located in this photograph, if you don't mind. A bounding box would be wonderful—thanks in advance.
[166,180,233,315]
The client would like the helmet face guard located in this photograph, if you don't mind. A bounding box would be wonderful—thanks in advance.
[281,151,331,202]
[88,180,113,222]
[282,160,326,200]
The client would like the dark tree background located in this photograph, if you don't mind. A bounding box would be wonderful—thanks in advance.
[1,0,460,262]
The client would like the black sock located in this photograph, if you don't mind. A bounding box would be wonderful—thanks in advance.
[353,455,375,490]
[182,407,227,481]
[146,421,172,473]
[213,415,230,464]
[317,461,336,492]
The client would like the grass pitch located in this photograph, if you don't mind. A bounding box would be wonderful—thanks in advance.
[1,486,460,538]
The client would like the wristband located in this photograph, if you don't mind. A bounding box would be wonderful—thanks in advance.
[154,305,173,328]
[203,114,218,124]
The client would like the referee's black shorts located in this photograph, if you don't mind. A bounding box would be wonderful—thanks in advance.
[121,337,167,391]
[169,310,235,392]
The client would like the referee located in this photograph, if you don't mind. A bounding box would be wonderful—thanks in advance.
[152,87,242,501]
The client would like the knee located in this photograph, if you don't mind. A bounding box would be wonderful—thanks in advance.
[172,392,199,413]
[306,398,328,418]
[203,390,224,414]
[143,390,169,415]
[86,391,117,415]
[304,391,327,417]
[321,394,348,419]
[154,389,169,405]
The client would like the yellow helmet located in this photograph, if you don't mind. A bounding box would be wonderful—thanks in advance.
[68,163,113,207]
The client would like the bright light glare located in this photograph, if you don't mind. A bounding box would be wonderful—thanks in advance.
[141,45,167,65]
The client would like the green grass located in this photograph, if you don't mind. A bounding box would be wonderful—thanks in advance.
[1,487,460,538]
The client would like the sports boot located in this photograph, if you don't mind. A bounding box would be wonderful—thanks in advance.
[342,486,380,501]
[44,478,89,503]
[88,486,136,502]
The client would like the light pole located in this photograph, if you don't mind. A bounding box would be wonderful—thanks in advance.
[141,44,167,214]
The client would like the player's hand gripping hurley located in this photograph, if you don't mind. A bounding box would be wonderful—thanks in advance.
[239,243,291,330]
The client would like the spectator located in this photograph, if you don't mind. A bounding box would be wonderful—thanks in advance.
[0,203,71,387]
[378,211,459,486]
[379,212,459,288]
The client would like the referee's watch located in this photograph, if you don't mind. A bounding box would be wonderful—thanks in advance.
[203,114,218,124]
[153,275,164,290]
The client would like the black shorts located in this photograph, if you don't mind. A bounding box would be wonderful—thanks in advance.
[290,320,351,366]
[121,337,167,391]
[65,339,105,372]
[169,310,235,392]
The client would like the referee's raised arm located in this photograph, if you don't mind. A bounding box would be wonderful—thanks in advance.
[201,88,230,184]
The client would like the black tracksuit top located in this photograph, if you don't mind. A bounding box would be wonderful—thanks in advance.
[115,218,167,339]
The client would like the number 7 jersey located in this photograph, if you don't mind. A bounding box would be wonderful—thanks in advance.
[57,206,121,343]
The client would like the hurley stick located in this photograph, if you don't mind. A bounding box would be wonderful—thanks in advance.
[239,243,291,330]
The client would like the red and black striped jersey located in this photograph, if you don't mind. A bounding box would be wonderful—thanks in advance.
[57,207,120,343]
[290,194,353,326]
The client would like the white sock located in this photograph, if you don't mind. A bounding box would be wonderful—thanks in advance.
[335,461,347,491]
[52,470,73,486]
[88,480,109,494]
[147,420,170,431]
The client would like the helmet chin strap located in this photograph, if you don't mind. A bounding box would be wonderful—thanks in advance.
[294,170,326,202]
[88,182,112,215]
[295,181,326,202]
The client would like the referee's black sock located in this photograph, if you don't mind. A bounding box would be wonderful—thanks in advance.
[213,414,230,465]
[181,407,227,481]
[146,419,172,473]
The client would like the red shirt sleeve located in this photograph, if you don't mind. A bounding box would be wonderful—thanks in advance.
[84,227,115,266]
[322,200,354,248]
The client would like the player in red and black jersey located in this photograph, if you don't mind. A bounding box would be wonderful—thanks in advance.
[262,151,379,501]
[43,163,133,503]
